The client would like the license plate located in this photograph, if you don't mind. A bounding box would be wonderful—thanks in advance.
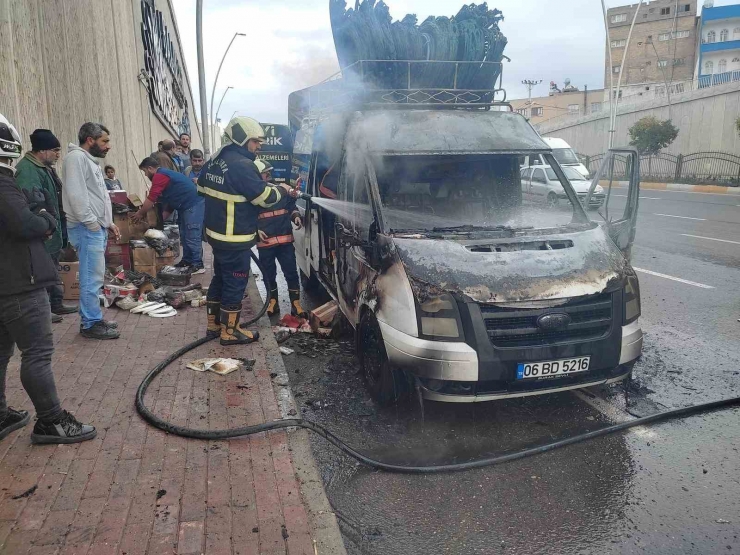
[516,357,591,380]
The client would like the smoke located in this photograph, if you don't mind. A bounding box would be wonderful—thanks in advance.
[273,46,340,94]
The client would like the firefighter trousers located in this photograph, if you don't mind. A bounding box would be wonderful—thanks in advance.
[257,243,299,293]
[207,248,252,308]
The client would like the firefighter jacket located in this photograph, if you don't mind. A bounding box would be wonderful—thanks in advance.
[197,144,282,250]
[256,185,300,249]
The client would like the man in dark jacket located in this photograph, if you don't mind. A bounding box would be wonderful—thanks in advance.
[255,160,307,318]
[197,116,286,346]
[0,113,96,444]
[134,157,205,273]
[16,129,77,322]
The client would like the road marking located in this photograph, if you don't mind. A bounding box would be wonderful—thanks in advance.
[653,213,706,221]
[681,234,740,246]
[613,195,662,200]
[633,267,715,289]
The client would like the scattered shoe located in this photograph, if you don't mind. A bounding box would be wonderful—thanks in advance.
[52,313,63,324]
[30,410,96,444]
[80,321,120,340]
[174,260,190,268]
[51,304,78,315]
[0,408,30,441]
[190,264,206,275]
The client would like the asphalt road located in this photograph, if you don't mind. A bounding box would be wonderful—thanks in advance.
[261,186,740,554]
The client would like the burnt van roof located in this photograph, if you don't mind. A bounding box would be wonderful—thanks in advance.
[345,110,550,156]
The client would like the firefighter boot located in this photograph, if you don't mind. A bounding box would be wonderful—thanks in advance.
[289,289,308,319]
[266,288,279,317]
[206,301,221,339]
[220,306,260,346]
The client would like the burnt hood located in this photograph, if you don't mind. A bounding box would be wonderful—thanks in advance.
[393,226,628,304]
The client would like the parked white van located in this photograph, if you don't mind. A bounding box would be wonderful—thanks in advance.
[523,137,590,178]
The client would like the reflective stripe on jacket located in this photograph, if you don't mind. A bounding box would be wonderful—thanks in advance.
[197,145,281,250]
[256,184,299,249]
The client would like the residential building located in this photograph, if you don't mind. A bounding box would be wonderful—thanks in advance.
[695,1,740,84]
[605,0,699,102]
[509,83,606,126]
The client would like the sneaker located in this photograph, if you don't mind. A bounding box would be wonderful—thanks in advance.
[80,321,120,340]
[51,304,78,315]
[0,408,30,441]
[31,410,96,444]
[174,260,190,268]
[190,265,206,275]
[52,313,63,324]
[79,320,119,332]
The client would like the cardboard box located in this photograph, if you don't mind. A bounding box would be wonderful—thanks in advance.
[57,262,80,300]
[113,211,158,245]
[132,246,176,274]
[105,241,132,270]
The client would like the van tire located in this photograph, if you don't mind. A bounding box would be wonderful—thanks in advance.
[358,312,409,406]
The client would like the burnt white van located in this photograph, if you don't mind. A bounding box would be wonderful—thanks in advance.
[289,73,642,405]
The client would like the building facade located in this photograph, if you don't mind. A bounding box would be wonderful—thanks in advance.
[605,0,698,102]
[696,2,740,83]
[509,86,606,126]
[0,0,201,199]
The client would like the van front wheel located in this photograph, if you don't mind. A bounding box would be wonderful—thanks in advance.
[359,312,409,406]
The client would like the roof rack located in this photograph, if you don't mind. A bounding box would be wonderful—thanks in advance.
[288,60,511,132]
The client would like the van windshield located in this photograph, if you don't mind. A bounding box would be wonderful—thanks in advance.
[371,154,584,233]
[551,148,580,166]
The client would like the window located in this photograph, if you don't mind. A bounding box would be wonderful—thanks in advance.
[532,169,546,183]
[734,28,740,39]
[705,60,714,74]
[567,104,580,114]
[658,33,671,41]
[720,29,729,42]
[658,60,669,68]
[591,102,603,113]
[661,30,690,41]
[719,59,727,73]
[611,39,627,47]
[660,7,670,15]
[683,4,691,12]
[521,168,532,180]
[531,107,543,117]
[611,13,627,23]
[516,108,527,116]
[673,58,686,66]
[613,65,621,74]
[676,30,690,39]
[707,30,716,43]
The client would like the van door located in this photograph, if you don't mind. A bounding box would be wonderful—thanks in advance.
[334,157,378,325]
[290,127,314,277]
[587,148,640,258]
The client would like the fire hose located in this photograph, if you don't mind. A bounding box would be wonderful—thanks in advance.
[136,251,740,474]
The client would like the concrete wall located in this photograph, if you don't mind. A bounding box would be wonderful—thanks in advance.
[537,80,740,156]
[0,0,202,199]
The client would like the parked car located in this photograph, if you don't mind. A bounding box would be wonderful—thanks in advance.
[521,165,605,210]
[522,137,591,179]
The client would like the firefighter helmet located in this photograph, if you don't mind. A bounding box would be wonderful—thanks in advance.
[255,159,273,174]
[224,116,265,147]
[0,113,22,161]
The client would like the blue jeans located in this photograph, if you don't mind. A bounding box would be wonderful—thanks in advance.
[178,199,205,267]
[67,224,107,330]
[207,248,252,308]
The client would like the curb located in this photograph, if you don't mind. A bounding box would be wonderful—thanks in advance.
[248,282,348,555]
[602,180,740,194]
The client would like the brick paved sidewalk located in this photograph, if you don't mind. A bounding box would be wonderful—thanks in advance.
[0,254,345,555]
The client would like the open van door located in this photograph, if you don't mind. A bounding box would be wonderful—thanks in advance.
[586,148,640,260]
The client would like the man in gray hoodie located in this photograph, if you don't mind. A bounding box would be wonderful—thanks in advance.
[62,123,120,340]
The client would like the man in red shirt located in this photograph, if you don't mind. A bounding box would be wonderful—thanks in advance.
[134,157,206,273]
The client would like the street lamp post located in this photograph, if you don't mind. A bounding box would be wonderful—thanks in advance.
[212,86,233,148]
[209,32,245,149]
[196,0,210,157]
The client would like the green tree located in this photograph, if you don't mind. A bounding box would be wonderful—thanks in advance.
[628,117,679,155]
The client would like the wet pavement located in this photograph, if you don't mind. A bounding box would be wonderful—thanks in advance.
[253,188,740,554]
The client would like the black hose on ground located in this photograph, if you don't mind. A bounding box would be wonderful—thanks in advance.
[136,252,740,474]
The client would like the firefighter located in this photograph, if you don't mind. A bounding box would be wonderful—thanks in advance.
[254,160,307,318]
[198,116,286,346]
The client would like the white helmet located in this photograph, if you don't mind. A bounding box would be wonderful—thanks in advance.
[223,116,265,147]
[255,159,273,174]
[0,113,22,161]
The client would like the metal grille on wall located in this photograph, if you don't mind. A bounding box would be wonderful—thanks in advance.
[141,0,190,137]
[578,151,740,186]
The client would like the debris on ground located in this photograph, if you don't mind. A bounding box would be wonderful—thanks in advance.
[186,358,253,375]
[279,347,295,356]
[309,300,339,332]
[278,314,312,333]
[11,485,37,499]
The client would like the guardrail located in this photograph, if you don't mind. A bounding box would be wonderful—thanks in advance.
[577,151,740,186]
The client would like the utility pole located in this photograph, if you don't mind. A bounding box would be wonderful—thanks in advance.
[209,33,245,151]
[196,0,210,157]
[521,79,542,117]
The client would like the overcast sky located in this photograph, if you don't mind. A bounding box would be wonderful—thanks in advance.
[171,0,732,127]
